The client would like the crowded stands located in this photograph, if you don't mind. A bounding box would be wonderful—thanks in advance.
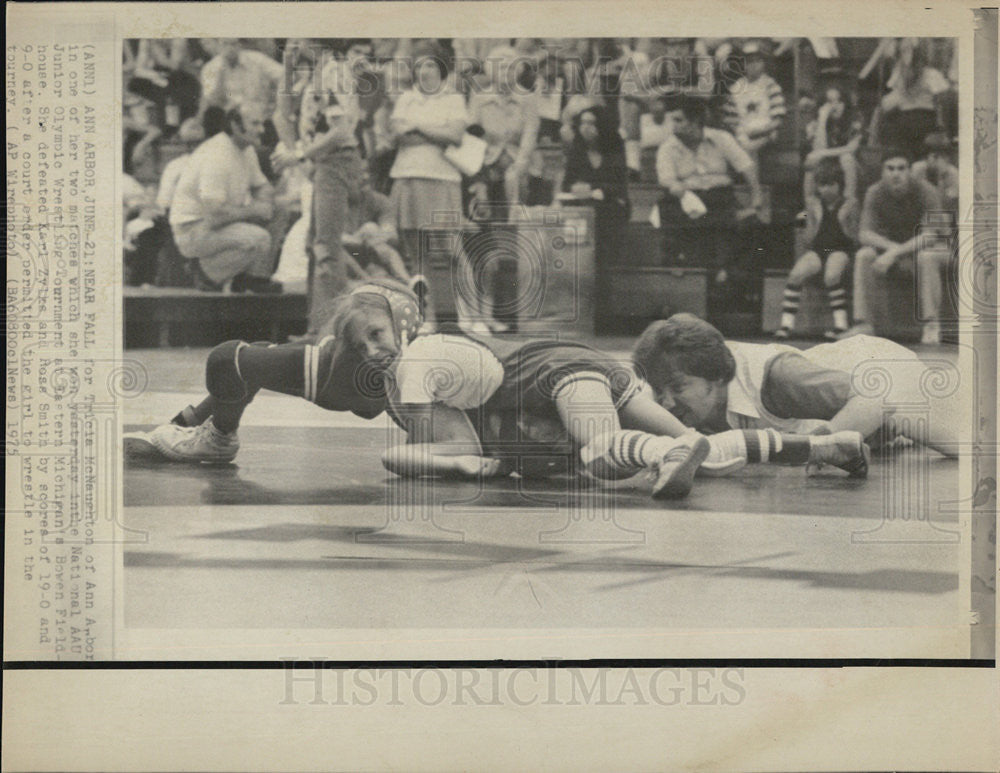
[123,37,959,345]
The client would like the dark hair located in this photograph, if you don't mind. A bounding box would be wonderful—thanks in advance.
[814,157,845,188]
[677,95,709,126]
[410,39,450,83]
[571,105,624,155]
[202,106,228,137]
[881,145,911,165]
[342,38,373,55]
[224,106,244,135]
[632,314,736,391]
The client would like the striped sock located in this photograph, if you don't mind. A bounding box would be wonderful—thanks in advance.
[580,430,678,480]
[780,284,801,330]
[707,429,812,469]
[740,428,811,465]
[827,285,848,331]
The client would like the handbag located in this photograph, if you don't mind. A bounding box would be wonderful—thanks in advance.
[444,131,488,177]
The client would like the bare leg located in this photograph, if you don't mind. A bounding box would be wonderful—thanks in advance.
[851,246,878,326]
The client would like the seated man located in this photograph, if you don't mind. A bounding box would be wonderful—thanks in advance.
[633,313,961,459]
[168,102,282,293]
[911,132,958,216]
[656,94,764,284]
[844,146,950,344]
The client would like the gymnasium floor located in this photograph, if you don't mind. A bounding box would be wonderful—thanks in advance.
[122,341,967,657]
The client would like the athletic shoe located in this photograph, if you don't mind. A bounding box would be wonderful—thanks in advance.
[651,432,712,499]
[149,418,239,463]
[231,274,283,294]
[823,329,844,341]
[773,327,791,340]
[807,430,870,478]
[921,321,941,345]
[837,322,874,339]
[124,431,166,461]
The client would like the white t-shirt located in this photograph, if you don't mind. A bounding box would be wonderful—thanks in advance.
[156,153,190,211]
[392,334,504,410]
[168,132,268,227]
[639,113,674,149]
[389,89,469,183]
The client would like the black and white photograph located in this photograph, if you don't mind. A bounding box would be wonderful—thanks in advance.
[4,2,997,770]
[116,32,984,659]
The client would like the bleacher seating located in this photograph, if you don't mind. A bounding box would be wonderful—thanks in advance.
[605,266,708,323]
[125,286,307,348]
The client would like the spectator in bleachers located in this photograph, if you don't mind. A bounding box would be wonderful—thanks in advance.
[128,39,202,135]
[169,103,281,294]
[656,95,763,285]
[123,90,162,181]
[126,116,208,288]
[468,45,542,209]
[639,95,674,150]
[877,38,950,161]
[775,158,858,340]
[530,39,584,145]
[562,105,631,326]
[368,39,412,195]
[156,117,207,213]
[452,37,511,90]
[562,106,631,265]
[803,76,863,202]
[724,40,786,156]
[613,39,657,180]
[200,38,284,115]
[388,40,468,285]
[342,173,412,286]
[643,37,716,96]
[911,132,958,215]
[844,146,950,344]
[273,39,373,336]
[122,171,159,286]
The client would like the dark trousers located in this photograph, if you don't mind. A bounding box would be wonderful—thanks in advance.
[658,186,737,270]
[306,147,365,334]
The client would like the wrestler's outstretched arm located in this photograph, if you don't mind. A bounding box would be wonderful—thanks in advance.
[619,382,689,436]
[382,403,508,478]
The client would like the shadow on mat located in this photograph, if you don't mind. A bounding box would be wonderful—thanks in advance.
[124,547,957,595]
[191,522,560,562]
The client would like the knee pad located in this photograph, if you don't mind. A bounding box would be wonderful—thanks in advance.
[206,340,250,403]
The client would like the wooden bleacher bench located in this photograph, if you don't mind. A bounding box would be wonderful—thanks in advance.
[124,285,307,347]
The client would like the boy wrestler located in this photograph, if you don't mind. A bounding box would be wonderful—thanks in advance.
[633,313,961,458]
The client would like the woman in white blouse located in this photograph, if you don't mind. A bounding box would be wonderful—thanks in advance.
[389,42,494,331]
